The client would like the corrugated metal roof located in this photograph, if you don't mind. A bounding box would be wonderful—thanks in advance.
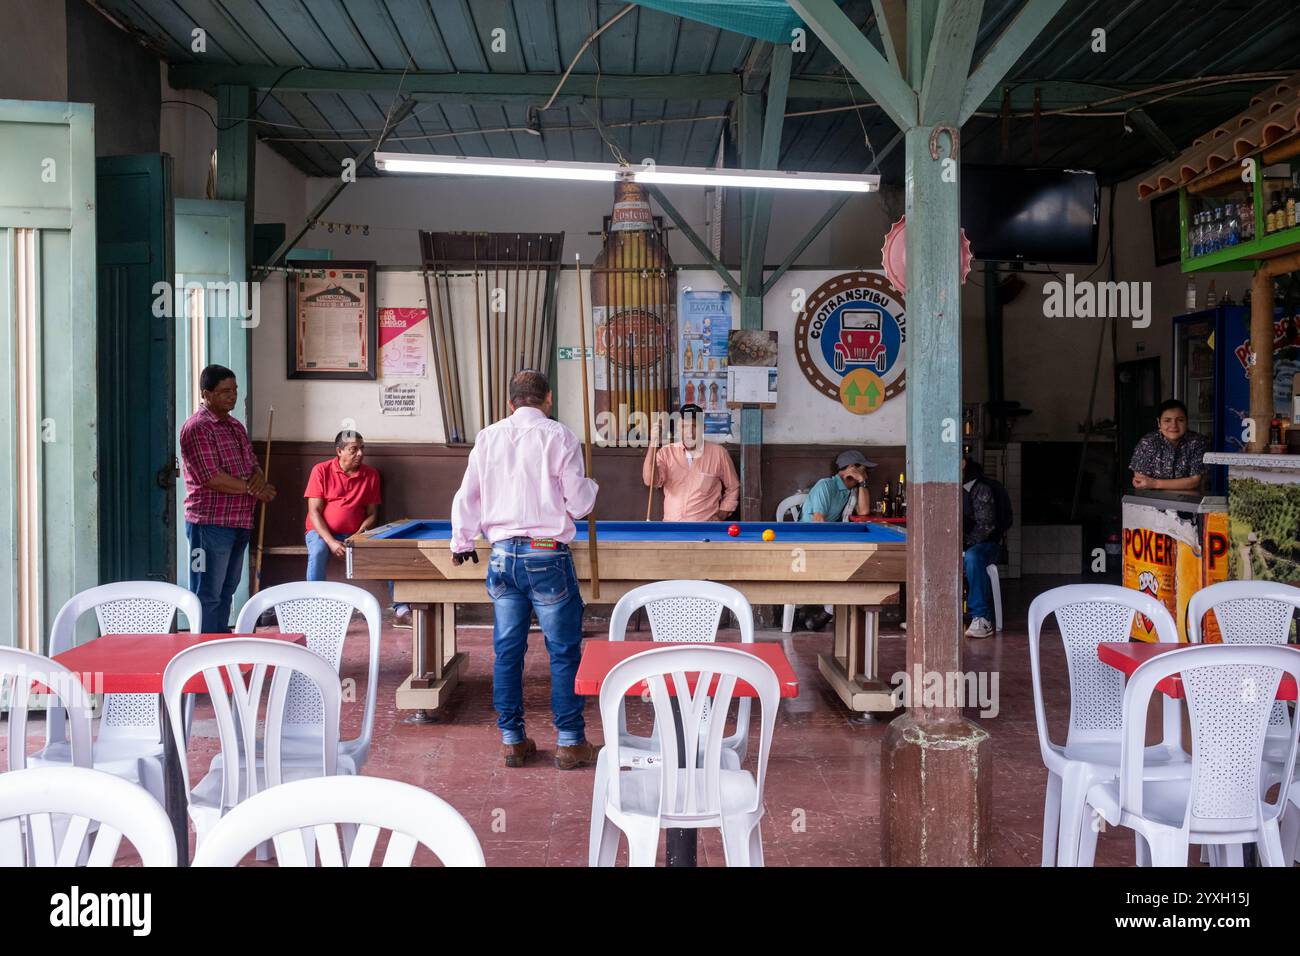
[95,0,1300,184]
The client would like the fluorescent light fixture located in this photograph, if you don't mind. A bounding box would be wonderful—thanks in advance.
[374,153,617,182]
[635,165,877,192]
[374,152,878,192]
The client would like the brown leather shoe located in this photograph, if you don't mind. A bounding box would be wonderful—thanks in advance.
[501,738,537,768]
[555,740,600,770]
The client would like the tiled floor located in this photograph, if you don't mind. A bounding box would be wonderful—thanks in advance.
[9,574,1167,866]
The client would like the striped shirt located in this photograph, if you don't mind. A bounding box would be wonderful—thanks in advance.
[179,405,259,528]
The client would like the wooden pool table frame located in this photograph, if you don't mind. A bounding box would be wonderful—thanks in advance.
[347,519,906,718]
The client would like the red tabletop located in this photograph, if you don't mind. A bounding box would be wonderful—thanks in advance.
[50,632,306,695]
[575,641,799,698]
[1097,642,1299,701]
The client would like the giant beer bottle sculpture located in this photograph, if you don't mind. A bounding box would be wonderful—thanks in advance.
[591,180,676,444]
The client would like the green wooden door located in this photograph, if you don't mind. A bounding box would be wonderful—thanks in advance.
[174,199,250,619]
[96,154,176,584]
[0,99,97,651]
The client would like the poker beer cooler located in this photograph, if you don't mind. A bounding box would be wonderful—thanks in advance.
[1121,490,1229,642]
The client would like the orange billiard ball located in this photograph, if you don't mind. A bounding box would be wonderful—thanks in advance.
[761,529,776,542]
[727,523,741,537]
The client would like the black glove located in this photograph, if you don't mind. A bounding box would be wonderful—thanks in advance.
[451,550,479,567]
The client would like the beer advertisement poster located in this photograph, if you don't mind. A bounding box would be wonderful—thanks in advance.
[679,289,733,438]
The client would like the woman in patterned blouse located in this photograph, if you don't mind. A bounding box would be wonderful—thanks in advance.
[1128,398,1208,493]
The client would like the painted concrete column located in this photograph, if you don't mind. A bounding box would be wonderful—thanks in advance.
[881,124,991,866]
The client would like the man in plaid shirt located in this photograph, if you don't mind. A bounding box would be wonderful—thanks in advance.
[179,364,276,632]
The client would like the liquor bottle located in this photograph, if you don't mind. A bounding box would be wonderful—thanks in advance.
[1288,189,1297,228]
[1213,207,1224,251]
[881,480,893,518]
[591,180,675,441]
[1206,279,1217,308]
[685,380,695,404]
[683,340,694,371]
[896,472,906,518]
[1227,205,1239,246]
[1269,191,1282,232]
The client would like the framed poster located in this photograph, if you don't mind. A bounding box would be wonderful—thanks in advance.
[287,260,377,379]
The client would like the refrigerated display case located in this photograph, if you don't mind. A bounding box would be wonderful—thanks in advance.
[1172,304,1300,493]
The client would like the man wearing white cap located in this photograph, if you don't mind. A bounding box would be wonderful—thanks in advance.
[799,450,875,630]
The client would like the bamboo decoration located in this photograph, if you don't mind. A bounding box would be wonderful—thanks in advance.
[251,406,274,595]
[575,254,600,599]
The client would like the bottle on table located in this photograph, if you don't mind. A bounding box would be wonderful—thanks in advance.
[881,480,892,518]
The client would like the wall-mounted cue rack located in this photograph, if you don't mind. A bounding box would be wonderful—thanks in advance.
[418,231,565,442]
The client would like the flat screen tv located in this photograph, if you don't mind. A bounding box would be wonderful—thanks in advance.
[960,165,1100,264]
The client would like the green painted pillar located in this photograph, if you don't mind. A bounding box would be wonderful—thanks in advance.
[880,5,992,868]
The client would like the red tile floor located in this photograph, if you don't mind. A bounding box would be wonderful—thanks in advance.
[9,574,1172,866]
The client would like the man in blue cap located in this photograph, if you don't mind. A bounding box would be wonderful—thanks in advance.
[799,450,875,630]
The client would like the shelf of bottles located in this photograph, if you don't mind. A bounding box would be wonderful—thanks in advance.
[1182,158,1300,272]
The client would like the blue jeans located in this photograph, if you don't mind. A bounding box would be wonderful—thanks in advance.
[186,523,251,633]
[487,538,586,746]
[964,542,1000,622]
[305,529,344,581]
[306,530,406,611]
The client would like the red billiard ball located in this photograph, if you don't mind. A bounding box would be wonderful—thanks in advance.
[727,523,741,537]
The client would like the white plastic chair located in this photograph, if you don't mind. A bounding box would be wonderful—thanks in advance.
[776,493,806,634]
[234,582,382,774]
[1080,643,1300,867]
[0,766,176,866]
[608,580,756,765]
[590,644,778,867]
[1,647,94,772]
[192,775,485,867]
[1188,581,1299,771]
[1189,581,1300,861]
[162,637,348,853]
[988,563,1004,632]
[1028,584,1188,867]
[31,582,202,801]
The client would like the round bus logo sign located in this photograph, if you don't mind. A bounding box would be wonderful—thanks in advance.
[795,272,905,412]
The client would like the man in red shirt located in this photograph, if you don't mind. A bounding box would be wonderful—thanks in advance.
[305,429,381,577]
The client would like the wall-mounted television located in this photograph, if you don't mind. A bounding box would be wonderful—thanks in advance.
[960,166,1100,264]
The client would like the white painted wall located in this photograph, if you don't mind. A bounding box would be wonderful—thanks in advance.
[246,163,1249,446]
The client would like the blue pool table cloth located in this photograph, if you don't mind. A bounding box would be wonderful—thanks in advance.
[368,519,906,545]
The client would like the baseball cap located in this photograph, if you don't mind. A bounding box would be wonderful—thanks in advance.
[836,450,877,469]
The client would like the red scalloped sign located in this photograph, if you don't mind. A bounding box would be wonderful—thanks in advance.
[880,216,973,295]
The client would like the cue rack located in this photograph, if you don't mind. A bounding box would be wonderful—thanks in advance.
[418,231,565,441]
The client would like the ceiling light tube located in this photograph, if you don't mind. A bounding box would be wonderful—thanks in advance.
[374,152,879,192]
[374,153,618,182]
[634,165,877,192]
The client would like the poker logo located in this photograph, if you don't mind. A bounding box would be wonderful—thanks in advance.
[795,272,906,412]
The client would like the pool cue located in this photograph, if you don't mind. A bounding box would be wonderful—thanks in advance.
[251,405,274,595]
[472,235,485,432]
[646,426,658,520]
[575,253,601,600]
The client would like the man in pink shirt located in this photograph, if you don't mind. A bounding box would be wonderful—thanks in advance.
[451,370,600,770]
[642,403,739,521]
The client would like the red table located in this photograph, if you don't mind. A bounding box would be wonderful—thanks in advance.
[575,641,799,699]
[52,631,306,865]
[1097,641,1299,700]
[575,640,798,867]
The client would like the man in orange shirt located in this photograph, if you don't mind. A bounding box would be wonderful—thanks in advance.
[642,403,740,521]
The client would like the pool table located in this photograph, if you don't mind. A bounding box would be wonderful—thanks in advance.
[347,519,906,718]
